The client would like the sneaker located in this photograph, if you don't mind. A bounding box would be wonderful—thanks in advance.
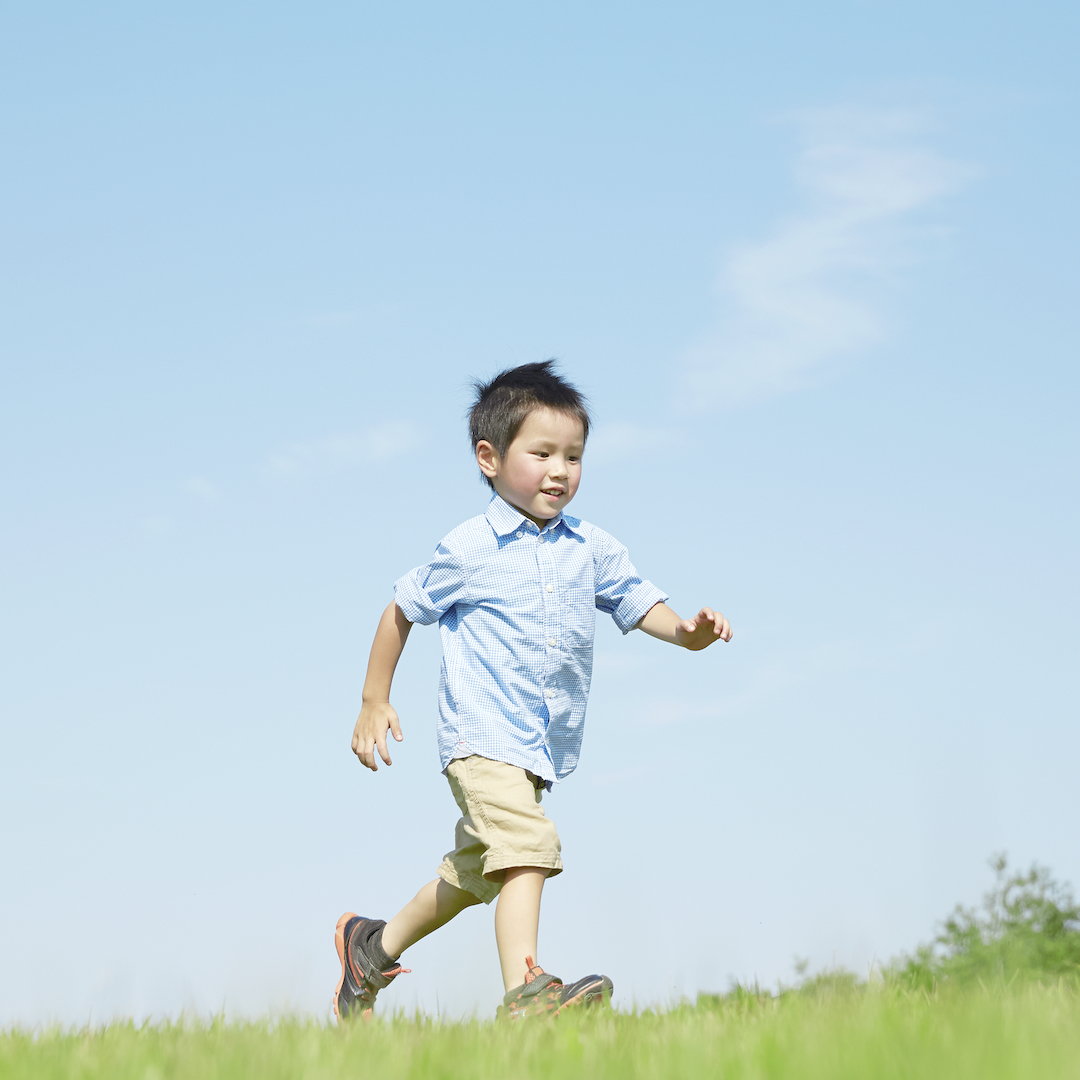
[499,956,613,1019]
[333,912,411,1021]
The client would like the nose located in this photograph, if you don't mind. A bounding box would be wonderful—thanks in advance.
[549,456,569,479]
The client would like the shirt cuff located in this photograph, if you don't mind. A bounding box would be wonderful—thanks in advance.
[393,571,443,626]
[612,582,669,634]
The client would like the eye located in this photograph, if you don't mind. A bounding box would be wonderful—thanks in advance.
[534,451,549,458]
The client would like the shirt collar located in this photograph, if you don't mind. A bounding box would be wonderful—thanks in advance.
[485,493,582,538]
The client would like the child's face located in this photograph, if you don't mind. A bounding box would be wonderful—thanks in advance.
[478,407,585,529]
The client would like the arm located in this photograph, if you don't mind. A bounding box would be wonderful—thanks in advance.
[351,601,414,771]
[636,602,732,650]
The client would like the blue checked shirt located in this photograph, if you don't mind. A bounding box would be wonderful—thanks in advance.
[393,494,668,784]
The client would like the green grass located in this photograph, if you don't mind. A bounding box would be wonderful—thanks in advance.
[5,984,1080,1080]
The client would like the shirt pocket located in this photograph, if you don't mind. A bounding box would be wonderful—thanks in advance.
[561,588,597,651]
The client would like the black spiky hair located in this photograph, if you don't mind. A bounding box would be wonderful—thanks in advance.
[468,360,590,487]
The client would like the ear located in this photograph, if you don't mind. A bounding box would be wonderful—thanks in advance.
[476,440,499,479]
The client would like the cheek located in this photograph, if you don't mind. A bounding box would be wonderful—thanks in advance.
[509,458,545,489]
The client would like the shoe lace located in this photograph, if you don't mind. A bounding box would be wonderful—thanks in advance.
[356,963,412,1005]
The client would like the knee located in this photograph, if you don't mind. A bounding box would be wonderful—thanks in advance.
[437,877,484,911]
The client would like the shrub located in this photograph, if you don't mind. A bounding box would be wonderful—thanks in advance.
[888,854,1080,990]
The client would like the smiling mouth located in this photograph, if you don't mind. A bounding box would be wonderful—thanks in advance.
[541,488,565,498]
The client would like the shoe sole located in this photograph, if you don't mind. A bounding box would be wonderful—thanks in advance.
[333,911,375,1023]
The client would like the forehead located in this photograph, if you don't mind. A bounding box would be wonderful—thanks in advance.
[514,407,586,445]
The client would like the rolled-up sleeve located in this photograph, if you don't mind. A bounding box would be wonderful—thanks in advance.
[394,543,467,626]
[592,530,668,634]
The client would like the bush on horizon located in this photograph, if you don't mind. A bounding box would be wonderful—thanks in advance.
[886,854,1080,991]
[762,854,1080,999]
[705,855,1080,1004]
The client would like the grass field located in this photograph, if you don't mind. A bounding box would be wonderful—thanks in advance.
[5,983,1080,1080]
[5,860,1078,1078]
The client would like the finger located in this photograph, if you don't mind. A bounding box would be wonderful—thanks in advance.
[713,611,724,634]
[361,737,378,771]
[389,715,404,743]
[698,607,715,624]
[376,731,393,767]
[721,617,732,642]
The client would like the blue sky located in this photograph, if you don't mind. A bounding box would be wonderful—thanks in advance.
[2,0,1078,1024]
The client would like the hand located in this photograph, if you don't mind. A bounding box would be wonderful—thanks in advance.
[674,607,732,651]
[351,700,404,771]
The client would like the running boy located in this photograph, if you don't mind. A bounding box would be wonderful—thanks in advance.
[335,361,732,1020]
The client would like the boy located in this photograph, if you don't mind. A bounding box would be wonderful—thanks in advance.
[335,361,732,1020]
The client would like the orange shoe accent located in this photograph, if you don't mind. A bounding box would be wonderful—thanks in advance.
[333,912,358,1021]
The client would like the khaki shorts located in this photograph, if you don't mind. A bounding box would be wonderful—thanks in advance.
[436,755,563,904]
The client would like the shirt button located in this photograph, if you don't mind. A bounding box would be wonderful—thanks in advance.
[516,531,522,538]
[545,584,553,593]
[545,689,554,698]
[548,637,556,647]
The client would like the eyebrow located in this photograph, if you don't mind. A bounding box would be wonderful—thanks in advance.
[528,439,585,450]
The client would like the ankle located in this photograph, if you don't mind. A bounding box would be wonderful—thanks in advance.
[378,921,403,961]
[364,921,398,969]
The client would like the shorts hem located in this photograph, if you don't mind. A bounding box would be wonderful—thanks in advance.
[482,851,563,878]
[437,858,501,905]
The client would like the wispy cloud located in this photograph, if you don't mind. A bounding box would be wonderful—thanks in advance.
[681,106,974,408]
[264,421,422,482]
[584,421,675,463]
[628,615,959,728]
[634,639,872,727]
[182,476,223,502]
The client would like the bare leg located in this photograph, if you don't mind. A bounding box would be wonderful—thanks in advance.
[494,866,547,992]
[381,878,482,959]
